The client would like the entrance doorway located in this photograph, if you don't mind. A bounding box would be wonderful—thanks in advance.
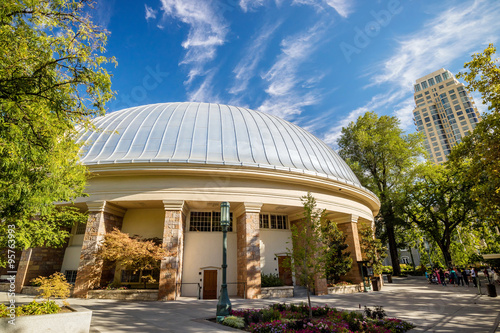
[278,256,293,286]
[203,270,218,299]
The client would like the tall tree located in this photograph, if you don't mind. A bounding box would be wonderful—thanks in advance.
[286,193,326,319]
[337,111,424,275]
[450,44,500,228]
[401,162,477,267]
[0,0,115,263]
[321,220,352,284]
[359,224,387,276]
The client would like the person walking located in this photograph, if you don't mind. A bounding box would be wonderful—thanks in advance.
[435,268,441,285]
[471,267,477,287]
[456,268,464,286]
[439,269,446,286]
[450,268,458,287]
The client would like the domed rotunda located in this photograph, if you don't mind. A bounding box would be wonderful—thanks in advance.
[47,102,379,300]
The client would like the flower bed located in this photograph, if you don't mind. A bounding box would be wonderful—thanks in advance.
[222,303,415,333]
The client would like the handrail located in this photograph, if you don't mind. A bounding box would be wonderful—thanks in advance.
[175,282,201,299]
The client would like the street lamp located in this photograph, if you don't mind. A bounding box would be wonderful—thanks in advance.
[216,202,231,322]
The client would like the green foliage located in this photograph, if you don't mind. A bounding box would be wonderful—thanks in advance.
[31,272,71,302]
[0,300,60,317]
[285,192,326,319]
[364,306,386,320]
[337,111,425,276]
[261,273,284,288]
[401,163,477,267]
[359,225,387,275]
[222,315,245,329]
[262,308,282,322]
[321,219,352,283]
[0,0,115,264]
[452,44,500,229]
[381,266,393,274]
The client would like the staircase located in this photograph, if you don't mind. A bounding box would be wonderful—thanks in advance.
[293,285,308,298]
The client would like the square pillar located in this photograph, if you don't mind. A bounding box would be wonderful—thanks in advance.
[159,200,186,301]
[337,215,363,284]
[235,203,262,299]
[74,201,124,298]
[14,249,32,293]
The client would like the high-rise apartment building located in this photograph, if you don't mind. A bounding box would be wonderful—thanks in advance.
[413,68,481,164]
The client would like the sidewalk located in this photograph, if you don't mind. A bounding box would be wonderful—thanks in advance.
[2,276,499,332]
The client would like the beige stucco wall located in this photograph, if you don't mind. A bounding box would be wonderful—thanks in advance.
[182,230,238,298]
[259,229,292,276]
[121,209,164,239]
[61,246,82,272]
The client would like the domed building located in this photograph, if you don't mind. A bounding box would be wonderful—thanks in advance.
[14,102,380,300]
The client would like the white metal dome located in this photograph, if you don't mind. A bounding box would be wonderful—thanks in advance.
[77,102,362,187]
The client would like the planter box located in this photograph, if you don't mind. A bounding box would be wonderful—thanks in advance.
[20,285,75,297]
[0,304,92,333]
[88,289,159,301]
[261,286,294,299]
[327,284,361,294]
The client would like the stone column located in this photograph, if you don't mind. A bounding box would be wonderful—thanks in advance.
[337,215,363,284]
[158,200,186,301]
[290,217,328,296]
[74,201,124,298]
[235,203,262,299]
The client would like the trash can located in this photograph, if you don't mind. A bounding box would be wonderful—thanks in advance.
[487,284,497,297]
[386,274,393,283]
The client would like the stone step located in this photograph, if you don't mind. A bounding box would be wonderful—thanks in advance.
[293,285,308,298]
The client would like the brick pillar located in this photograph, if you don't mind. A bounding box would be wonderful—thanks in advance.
[14,249,32,293]
[236,203,262,299]
[74,201,124,298]
[290,218,328,296]
[337,215,363,284]
[158,200,186,301]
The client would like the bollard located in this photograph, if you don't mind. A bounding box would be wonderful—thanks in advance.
[487,284,497,297]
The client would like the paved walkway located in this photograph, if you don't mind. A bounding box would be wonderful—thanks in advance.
[2,276,499,332]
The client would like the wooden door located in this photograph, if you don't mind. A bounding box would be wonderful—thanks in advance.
[203,270,218,299]
[278,256,293,286]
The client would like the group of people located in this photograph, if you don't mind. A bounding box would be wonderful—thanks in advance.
[425,267,500,287]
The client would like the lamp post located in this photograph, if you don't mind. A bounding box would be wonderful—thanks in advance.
[216,202,231,322]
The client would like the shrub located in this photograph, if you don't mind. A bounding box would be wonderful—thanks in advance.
[31,272,71,302]
[261,273,284,287]
[222,315,245,329]
[0,301,60,317]
[364,305,386,320]
[262,308,281,322]
[382,266,393,274]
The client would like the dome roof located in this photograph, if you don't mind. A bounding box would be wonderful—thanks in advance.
[77,102,361,187]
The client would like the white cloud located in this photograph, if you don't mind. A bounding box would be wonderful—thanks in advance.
[322,91,404,146]
[369,0,500,90]
[292,0,352,17]
[159,0,228,84]
[187,71,220,103]
[239,0,266,12]
[257,23,327,119]
[145,4,157,20]
[229,20,282,95]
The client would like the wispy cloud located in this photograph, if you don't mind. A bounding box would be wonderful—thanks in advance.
[187,70,220,103]
[257,23,328,119]
[145,4,157,20]
[229,20,282,96]
[158,0,228,84]
[369,0,500,90]
[239,0,267,12]
[292,0,352,17]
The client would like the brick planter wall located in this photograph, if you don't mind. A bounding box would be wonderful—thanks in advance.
[88,289,158,301]
[327,284,361,294]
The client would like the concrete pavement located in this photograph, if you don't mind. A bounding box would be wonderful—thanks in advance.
[2,276,499,332]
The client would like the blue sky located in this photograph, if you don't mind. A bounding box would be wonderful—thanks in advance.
[93,0,500,147]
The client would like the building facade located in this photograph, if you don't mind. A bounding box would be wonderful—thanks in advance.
[413,68,481,164]
[12,102,380,300]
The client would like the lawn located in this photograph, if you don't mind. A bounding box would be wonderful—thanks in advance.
[220,303,415,333]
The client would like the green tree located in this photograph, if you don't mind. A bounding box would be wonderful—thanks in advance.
[450,44,500,228]
[321,219,352,284]
[286,193,326,319]
[401,163,477,267]
[337,111,424,275]
[0,0,115,264]
[359,225,387,276]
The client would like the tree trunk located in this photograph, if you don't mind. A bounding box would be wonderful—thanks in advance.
[386,223,401,276]
[437,243,453,268]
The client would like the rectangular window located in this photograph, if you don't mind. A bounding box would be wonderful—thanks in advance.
[75,222,87,235]
[65,270,78,284]
[442,71,450,80]
[414,84,421,92]
[446,81,454,86]
[259,214,288,230]
[438,85,444,90]
[428,78,435,86]
[190,212,233,232]
[435,75,442,83]
[121,270,141,283]
[421,81,428,89]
